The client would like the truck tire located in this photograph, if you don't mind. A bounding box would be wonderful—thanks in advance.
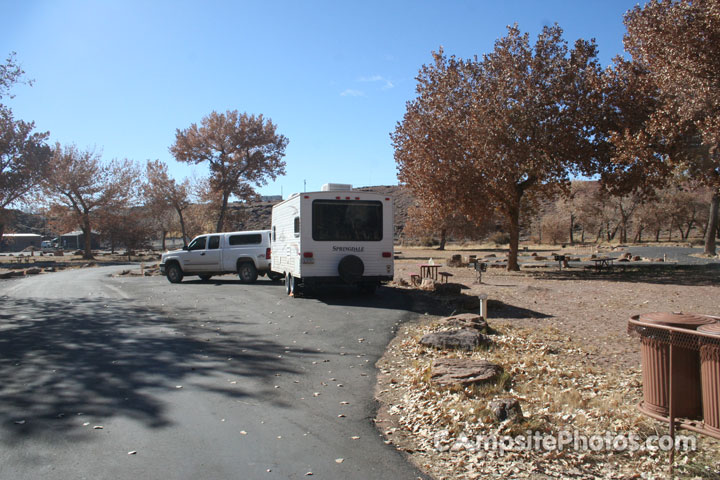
[338,255,364,284]
[238,262,258,283]
[166,263,183,283]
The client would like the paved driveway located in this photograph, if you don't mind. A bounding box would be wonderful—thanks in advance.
[0,267,427,480]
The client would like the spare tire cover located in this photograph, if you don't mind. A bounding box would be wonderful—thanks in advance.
[338,255,364,283]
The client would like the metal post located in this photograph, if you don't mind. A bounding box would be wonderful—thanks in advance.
[478,294,488,319]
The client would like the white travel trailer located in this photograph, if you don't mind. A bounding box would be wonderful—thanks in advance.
[271,184,394,295]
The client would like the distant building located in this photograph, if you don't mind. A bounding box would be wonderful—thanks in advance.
[260,195,283,203]
[59,231,101,250]
[0,233,42,252]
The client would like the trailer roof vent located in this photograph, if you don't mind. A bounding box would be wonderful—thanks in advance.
[321,183,353,192]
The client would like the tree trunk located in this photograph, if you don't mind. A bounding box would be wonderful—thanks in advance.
[82,216,94,260]
[161,230,167,251]
[216,191,230,232]
[581,227,585,243]
[704,192,719,255]
[437,228,447,250]
[507,204,521,272]
[655,229,661,242]
[177,208,188,246]
[569,213,575,245]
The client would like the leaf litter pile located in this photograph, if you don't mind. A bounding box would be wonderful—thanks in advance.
[375,318,720,479]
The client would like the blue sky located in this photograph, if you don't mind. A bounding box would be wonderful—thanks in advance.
[2,0,639,198]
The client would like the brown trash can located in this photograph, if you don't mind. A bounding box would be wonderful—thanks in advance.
[698,322,720,434]
[635,312,715,419]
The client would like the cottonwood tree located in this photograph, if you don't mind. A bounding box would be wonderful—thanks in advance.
[42,144,139,259]
[170,110,288,232]
[0,108,50,236]
[0,53,51,237]
[622,0,720,254]
[143,160,193,246]
[393,25,605,270]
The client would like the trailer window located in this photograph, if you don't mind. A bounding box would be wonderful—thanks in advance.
[294,217,300,237]
[229,234,262,245]
[312,200,383,241]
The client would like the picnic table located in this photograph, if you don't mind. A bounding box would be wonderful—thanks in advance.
[591,257,614,272]
[419,264,441,281]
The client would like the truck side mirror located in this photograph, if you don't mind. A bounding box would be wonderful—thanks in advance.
[182,246,189,251]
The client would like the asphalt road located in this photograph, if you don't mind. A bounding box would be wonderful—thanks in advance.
[0,267,427,480]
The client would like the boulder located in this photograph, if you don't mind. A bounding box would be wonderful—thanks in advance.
[420,329,487,350]
[419,278,435,291]
[440,313,488,331]
[25,267,41,275]
[632,255,641,262]
[488,398,523,422]
[431,358,502,386]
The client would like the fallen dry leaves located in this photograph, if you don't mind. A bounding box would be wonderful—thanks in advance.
[376,319,720,479]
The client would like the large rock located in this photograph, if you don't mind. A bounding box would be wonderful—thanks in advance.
[420,329,487,350]
[419,278,435,291]
[25,267,41,275]
[488,398,523,422]
[440,313,488,331]
[431,358,502,386]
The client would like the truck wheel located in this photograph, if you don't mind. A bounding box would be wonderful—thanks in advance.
[166,263,183,283]
[238,262,258,283]
[268,271,283,282]
[199,274,212,282]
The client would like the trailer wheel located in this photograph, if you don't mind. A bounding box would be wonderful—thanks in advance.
[338,255,364,284]
[286,273,301,297]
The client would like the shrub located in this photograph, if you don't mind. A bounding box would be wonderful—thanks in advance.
[489,232,510,245]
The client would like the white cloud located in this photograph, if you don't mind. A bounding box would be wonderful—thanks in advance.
[340,89,365,97]
[358,75,394,90]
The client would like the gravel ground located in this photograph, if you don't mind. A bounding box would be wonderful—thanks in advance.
[375,245,720,479]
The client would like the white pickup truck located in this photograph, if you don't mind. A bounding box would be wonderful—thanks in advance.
[160,230,282,283]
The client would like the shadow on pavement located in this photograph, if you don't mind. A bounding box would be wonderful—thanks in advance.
[0,296,306,442]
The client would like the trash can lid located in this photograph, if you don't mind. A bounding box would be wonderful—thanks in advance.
[697,322,720,336]
[638,312,717,329]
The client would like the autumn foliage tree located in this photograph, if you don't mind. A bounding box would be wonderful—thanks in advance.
[393,25,605,270]
[170,110,288,232]
[41,144,140,259]
[0,52,51,237]
[619,0,720,254]
[143,160,193,247]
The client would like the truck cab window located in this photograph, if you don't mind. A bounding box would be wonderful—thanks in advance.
[188,237,206,251]
[208,236,220,249]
